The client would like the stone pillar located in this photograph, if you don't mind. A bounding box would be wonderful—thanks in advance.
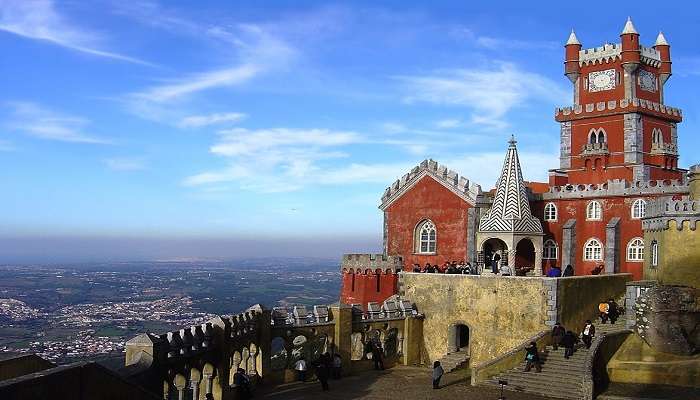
[203,373,213,397]
[257,309,272,377]
[560,121,572,169]
[561,219,577,272]
[605,217,621,274]
[330,304,352,371]
[534,250,543,276]
[624,113,644,165]
[467,208,477,264]
[174,375,186,400]
[382,211,389,255]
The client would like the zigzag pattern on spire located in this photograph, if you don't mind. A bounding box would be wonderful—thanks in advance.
[478,138,543,234]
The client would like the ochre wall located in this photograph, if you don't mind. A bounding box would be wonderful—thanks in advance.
[385,176,472,268]
[400,274,550,366]
[556,274,631,331]
[644,220,700,288]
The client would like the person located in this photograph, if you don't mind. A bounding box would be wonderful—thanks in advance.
[561,330,578,359]
[315,353,331,391]
[547,265,562,277]
[412,263,421,273]
[607,298,620,324]
[562,264,574,277]
[432,360,444,389]
[462,262,472,275]
[294,356,307,382]
[425,263,434,273]
[551,322,565,351]
[599,301,610,324]
[371,341,385,370]
[581,320,595,349]
[447,262,456,274]
[500,263,513,276]
[523,342,542,372]
[332,353,342,379]
[591,265,604,275]
[491,252,501,274]
[205,394,215,400]
[232,368,251,399]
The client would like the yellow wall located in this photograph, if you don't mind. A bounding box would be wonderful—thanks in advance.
[644,219,700,288]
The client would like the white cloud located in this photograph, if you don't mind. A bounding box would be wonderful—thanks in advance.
[5,102,111,144]
[0,139,15,151]
[398,63,567,128]
[211,128,360,157]
[103,158,146,171]
[178,112,247,128]
[0,0,151,65]
[435,119,462,129]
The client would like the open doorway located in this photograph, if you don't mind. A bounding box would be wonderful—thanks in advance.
[448,323,470,353]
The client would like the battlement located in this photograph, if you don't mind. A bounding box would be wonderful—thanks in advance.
[555,97,682,122]
[341,254,403,273]
[380,159,482,210]
[640,46,662,67]
[642,195,700,231]
[541,178,688,200]
[579,43,621,65]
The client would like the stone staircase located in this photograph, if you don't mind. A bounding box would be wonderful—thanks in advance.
[438,349,470,373]
[484,319,626,400]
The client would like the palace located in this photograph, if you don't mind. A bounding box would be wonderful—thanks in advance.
[340,18,690,306]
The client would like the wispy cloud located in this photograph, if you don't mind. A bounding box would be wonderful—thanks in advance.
[0,0,151,65]
[0,139,15,151]
[450,27,558,51]
[398,62,567,128]
[178,112,247,128]
[103,157,146,171]
[5,102,111,144]
[434,119,463,129]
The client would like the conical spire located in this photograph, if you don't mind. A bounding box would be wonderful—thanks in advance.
[621,17,638,35]
[478,137,542,234]
[566,29,581,45]
[655,31,669,46]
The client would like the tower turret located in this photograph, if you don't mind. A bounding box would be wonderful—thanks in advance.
[564,30,582,84]
[620,17,641,99]
[654,31,672,86]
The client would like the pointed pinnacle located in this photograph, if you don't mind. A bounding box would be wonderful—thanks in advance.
[622,17,638,35]
[655,31,669,46]
[566,29,581,45]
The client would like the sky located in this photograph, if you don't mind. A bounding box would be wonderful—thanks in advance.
[1,0,699,262]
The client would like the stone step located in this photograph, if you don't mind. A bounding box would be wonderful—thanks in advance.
[495,370,584,383]
[483,381,582,400]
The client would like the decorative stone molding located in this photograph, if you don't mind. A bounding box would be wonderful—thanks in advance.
[379,159,482,210]
[650,141,678,155]
[624,113,644,164]
[581,142,609,156]
[642,195,700,231]
[576,43,660,68]
[540,178,688,201]
[555,98,682,121]
[605,218,621,274]
[341,254,403,273]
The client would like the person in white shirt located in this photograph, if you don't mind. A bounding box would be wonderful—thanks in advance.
[500,264,512,276]
[295,357,307,382]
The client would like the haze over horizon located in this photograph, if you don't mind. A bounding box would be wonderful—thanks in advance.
[1,1,699,262]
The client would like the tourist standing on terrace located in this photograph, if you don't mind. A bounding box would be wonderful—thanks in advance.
[547,265,562,277]
[371,341,385,370]
[491,252,501,274]
[432,361,444,389]
[295,357,307,382]
[500,263,513,276]
[581,320,596,349]
[332,353,342,379]
[562,264,574,277]
[315,353,331,391]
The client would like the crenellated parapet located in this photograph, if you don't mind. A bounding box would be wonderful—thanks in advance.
[341,254,403,273]
[577,43,660,67]
[541,178,688,200]
[379,159,482,210]
[555,97,682,122]
[642,195,700,231]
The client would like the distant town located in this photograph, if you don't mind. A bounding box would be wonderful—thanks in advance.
[0,260,339,364]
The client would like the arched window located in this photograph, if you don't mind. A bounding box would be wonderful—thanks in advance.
[586,200,602,220]
[651,240,659,267]
[652,128,663,145]
[589,129,597,144]
[415,220,436,254]
[627,238,644,262]
[544,203,557,221]
[597,129,606,144]
[584,238,603,261]
[588,128,607,144]
[543,240,558,259]
[631,199,646,219]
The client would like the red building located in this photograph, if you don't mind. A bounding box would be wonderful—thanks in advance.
[340,19,690,306]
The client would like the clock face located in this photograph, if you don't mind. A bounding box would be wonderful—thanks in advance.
[588,69,616,92]
[639,70,657,92]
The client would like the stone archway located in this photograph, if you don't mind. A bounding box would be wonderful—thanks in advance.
[447,323,470,354]
[482,238,508,273]
[516,238,536,270]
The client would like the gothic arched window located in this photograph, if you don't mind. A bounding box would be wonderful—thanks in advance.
[586,200,602,221]
[544,203,557,221]
[588,128,607,144]
[631,199,646,219]
[652,128,663,145]
[543,240,558,260]
[415,220,436,254]
[627,238,644,262]
[584,238,603,261]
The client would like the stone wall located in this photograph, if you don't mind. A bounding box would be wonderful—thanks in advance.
[399,273,631,368]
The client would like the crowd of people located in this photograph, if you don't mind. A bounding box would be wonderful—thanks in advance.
[411,260,480,274]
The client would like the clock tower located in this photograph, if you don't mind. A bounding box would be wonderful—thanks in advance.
[553,18,683,185]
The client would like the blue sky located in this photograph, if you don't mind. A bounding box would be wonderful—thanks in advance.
[1,1,699,262]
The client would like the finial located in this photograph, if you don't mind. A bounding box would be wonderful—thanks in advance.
[655,31,669,46]
[621,17,638,35]
[566,29,580,45]
[508,135,517,147]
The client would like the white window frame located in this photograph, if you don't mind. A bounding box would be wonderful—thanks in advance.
[586,200,602,221]
[627,238,644,262]
[543,240,558,260]
[631,199,646,219]
[651,240,659,267]
[544,203,557,221]
[415,220,437,254]
[583,238,604,261]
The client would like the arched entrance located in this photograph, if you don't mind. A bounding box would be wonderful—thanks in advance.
[516,238,536,271]
[447,323,470,353]
[482,238,508,273]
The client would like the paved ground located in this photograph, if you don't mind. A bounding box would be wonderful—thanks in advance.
[598,382,700,400]
[257,366,557,400]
